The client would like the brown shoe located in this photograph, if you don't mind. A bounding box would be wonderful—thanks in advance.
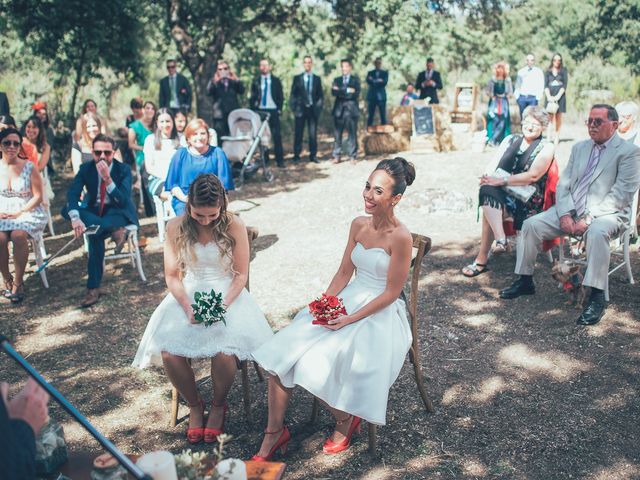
[111,227,128,254]
[81,289,100,308]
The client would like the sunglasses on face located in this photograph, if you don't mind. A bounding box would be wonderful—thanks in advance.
[585,118,611,127]
[167,65,177,69]
[1,140,20,148]
[218,67,229,71]
[94,150,114,157]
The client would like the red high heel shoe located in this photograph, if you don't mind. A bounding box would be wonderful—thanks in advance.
[322,415,361,454]
[204,402,228,443]
[251,425,291,461]
[186,399,205,444]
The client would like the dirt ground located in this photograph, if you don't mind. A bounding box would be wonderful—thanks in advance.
[1,124,639,480]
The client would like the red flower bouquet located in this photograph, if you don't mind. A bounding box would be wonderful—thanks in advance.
[309,293,347,325]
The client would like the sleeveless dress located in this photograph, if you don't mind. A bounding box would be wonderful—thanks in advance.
[252,242,413,425]
[0,161,48,236]
[132,242,274,368]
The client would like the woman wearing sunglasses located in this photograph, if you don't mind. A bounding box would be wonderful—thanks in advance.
[0,128,47,303]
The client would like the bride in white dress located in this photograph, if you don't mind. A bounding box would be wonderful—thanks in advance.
[252,158,416,459]
[132,173,273,444]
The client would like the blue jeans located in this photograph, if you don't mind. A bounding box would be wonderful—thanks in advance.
[517,95,538,117]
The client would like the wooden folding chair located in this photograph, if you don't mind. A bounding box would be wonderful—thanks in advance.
[169,226,265,427]
[310,233,435,454]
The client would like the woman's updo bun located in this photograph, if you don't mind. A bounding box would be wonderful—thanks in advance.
[374,157,416,195]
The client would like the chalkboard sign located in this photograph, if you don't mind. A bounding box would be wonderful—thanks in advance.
[412,105,435,135]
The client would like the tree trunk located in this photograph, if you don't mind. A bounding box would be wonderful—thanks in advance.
[192,53,219,122]
[68,46,87,128]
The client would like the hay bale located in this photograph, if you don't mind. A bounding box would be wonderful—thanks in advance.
[391,106,413,134]
[367,125,395,134]
[391,131,410,152]
[364,132,403,155]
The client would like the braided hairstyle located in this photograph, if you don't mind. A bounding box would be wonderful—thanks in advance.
[172,173,235,274]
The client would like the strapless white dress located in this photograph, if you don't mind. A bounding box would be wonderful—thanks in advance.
[252,242,412,425]
[132,242,274,368]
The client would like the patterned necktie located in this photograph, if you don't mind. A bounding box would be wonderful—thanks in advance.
[573,144,605,216]
[261,77,268,107]
[99,179,107,216]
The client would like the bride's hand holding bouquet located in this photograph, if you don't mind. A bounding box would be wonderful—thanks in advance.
[308,293,354,331]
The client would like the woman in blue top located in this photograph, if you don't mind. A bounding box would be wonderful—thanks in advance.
[165,118,234,215]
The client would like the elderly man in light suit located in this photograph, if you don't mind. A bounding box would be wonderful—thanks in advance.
[500,104,640,325]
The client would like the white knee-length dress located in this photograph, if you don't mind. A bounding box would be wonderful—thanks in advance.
[252,242,412,425]
[132,242,274,368]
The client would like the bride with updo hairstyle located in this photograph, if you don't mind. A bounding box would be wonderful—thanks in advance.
[132,173,273,445]
[251,157,416,459]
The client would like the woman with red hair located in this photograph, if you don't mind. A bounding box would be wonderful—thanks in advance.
[165,118,234,215]
[486,61,513,146]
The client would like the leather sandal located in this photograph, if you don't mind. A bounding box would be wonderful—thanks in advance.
[462,262,489,278]
[491,239,508,254]
[3,277,14,298]
[9,283,25,304]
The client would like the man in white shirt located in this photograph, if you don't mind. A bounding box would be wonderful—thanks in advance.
[514,54,545,116]
[250,59,285,167]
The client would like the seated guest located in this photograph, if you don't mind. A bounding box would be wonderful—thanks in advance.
[0,128,47,303]
[463,106,556,277]
[72,112,103,174]
[175,109,188,146]
[252,158,415,459]
[143,108,180,201]
[22,116,54,202]
[0,116,38,166]
[125,97,144,128]
[400,84,418,106]
[165,118,234,216]
[500,104,640,326]
[62,134,139,308]
[74,99,107,142]
[615,101,640,147]
[0,378,50,480]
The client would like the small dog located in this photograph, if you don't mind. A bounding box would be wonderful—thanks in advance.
[551,261,586,308]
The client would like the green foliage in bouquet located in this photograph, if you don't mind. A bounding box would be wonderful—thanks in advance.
[191,289,227,327]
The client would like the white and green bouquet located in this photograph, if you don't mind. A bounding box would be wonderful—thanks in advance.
[192,289,227,327]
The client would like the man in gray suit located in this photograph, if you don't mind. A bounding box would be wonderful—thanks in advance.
[500,104,640,325]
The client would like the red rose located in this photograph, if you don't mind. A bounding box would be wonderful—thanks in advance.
[327,296,340,308]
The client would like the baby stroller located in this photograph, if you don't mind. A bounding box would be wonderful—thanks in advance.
[221,109,274,189]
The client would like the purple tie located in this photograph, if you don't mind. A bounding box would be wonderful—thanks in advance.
[573,144,605,216]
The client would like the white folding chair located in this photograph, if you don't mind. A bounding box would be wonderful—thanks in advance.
[153,195,175,243]
[42,168,55,236]
[102,224,147,282]
[558,190,638,301]
[28,232,49,288]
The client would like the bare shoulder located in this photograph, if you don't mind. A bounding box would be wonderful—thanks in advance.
[228,212,246,232]
[391,223,413,251]
[165,217,181,239]
[350,216,368,233]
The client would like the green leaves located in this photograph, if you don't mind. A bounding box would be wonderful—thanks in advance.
[192,289,227,328]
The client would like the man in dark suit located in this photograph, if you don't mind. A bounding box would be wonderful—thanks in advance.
[207,60,245,139]
[250,59,285,168]
[159,59,192,114]
[331,59,361,162]
[1,378,49,480]
[290,55,324,163]
[414,57,443,104]
[0,91,9,116]
[62,134,139,308]
[366,58,389,126]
